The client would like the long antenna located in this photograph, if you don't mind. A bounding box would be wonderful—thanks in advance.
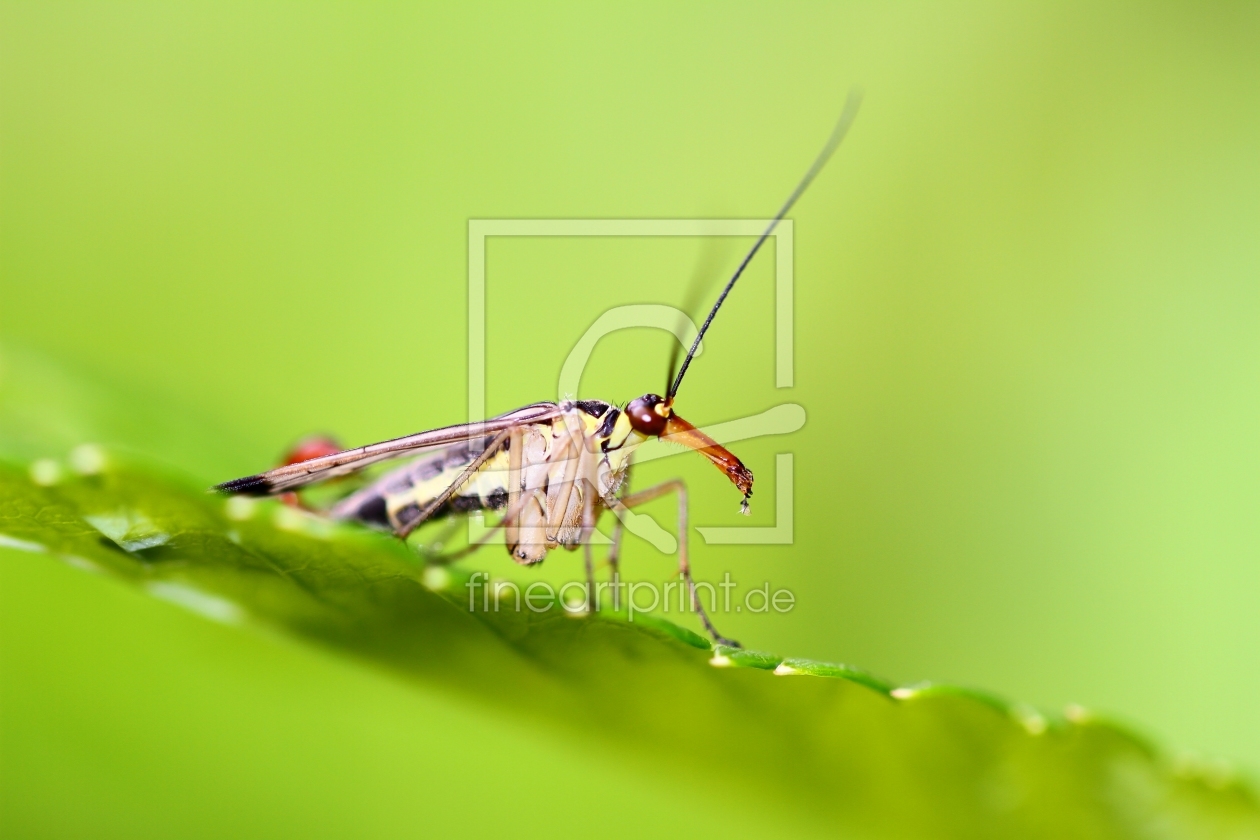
[664,235,734,393]
[666,89,863,401]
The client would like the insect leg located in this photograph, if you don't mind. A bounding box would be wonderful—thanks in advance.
[414,517,464,560]
[605,464,632,578]
[505,425,524,552]
[423,489,537,565]
[580,486,597,611]
[397,428,512,539]
[577,446,604,611]
[544,419,583,546]
[611,480,741,649]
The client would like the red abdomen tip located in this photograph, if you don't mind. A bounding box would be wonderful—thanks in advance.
[281,436,343,466]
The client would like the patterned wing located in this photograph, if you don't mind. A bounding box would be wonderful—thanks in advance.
[213,403,561,496]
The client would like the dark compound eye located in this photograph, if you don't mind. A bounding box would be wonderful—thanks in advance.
[625,394,669,437]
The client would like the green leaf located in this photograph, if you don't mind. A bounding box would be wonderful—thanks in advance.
[3,464,1259,838]
[3,345,1259,838]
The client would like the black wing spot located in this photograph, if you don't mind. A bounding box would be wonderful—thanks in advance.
[213,474,274,496]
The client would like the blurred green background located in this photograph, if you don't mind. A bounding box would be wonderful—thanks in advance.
[2,1,1258,836]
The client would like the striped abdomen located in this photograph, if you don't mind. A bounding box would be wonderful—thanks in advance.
[330,435,511,534]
